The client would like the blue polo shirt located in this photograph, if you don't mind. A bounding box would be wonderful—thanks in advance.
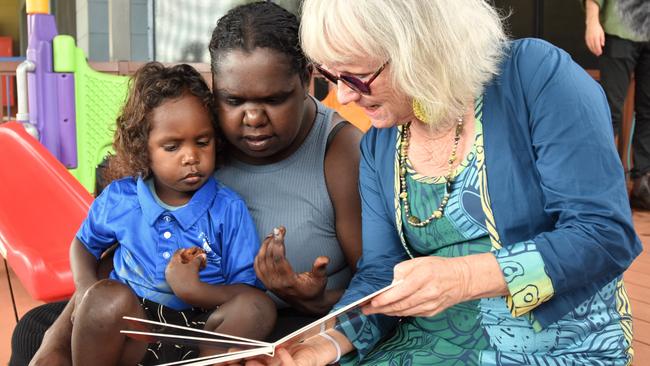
[77,176,262,310]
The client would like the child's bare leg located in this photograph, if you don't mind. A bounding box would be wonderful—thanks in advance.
[200,290,276,357]
[27,249,115,366]
[71,279,148,366]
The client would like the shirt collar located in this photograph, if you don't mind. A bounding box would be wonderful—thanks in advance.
[137,176,218,230]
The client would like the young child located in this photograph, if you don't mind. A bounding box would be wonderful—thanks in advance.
[68,62,276,366]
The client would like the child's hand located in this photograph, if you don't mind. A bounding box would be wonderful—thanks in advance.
[165,248,206,297]
[254,227,329,301]
[178,246,207,269]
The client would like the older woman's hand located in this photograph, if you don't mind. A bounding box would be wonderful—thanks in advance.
[241,347,320,366]
[241,330,350,366]
[363,253,508,318]
[254,226,330,301]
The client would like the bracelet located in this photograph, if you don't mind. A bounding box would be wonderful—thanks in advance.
[319,332,341,365]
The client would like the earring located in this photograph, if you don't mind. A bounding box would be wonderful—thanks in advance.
[412,99,432,124]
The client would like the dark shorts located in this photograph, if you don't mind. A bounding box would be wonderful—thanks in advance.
[137,298,213,366]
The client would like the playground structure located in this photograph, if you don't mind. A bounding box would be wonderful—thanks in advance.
[0,0,130,304]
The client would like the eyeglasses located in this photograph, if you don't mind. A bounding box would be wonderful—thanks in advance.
[314,61,388,95]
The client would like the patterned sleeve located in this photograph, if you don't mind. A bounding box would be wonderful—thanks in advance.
[331,129,407,360]
[493,240,554,330]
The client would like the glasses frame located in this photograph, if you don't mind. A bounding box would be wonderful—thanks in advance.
[314,61,388,95]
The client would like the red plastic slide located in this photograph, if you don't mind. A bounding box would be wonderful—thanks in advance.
[0,121,92,301]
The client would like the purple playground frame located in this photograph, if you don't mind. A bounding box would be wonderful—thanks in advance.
[26,13,77,168]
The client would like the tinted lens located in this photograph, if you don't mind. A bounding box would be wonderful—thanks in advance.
[314,63,371,95]
[315,65,339,84]
[340,75,370,94]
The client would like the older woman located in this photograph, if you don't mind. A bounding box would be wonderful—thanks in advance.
[256,0,643,365]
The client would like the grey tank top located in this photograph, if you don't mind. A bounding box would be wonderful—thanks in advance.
[215,99,352,307]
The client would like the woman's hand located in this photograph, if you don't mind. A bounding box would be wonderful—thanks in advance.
[254,227,329,301]
[242,331,346,366]
[165,247,206,296]
[242,346,321,366]
[363,253,508,318]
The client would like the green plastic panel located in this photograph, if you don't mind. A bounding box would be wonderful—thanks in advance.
[52,40,129,193]
[52,35,76,73]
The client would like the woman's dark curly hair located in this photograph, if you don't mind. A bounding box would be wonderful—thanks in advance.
[105,62,218,182]
[209,1,310,84]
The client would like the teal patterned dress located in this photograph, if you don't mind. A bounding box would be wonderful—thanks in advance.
[340,101,634,366]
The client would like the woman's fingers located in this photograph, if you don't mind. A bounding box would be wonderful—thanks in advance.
[275,348,298,366]
[363,256,468,317]
[266,235,294,279]
[256,227,297,290]
[310,256,329,278]
[367,261,421,308]
[255,233,278,279]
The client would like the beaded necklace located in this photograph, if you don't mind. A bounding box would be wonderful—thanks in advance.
[399,117,464,227]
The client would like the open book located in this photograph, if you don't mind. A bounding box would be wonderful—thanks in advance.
[121,281,401,365]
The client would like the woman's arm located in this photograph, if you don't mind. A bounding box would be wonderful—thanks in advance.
[327,128,407,360]
[253,121,363,315]
[323,121,363,272]
[292,121,363,313]
[516,40,639,294]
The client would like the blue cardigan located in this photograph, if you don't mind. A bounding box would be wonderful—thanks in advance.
[335,38,642,355]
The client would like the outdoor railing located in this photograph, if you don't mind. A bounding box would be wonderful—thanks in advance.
[0,59,22,122]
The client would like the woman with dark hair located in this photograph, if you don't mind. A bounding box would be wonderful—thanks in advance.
[209,1,362,320]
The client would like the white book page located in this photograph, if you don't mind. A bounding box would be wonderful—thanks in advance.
[273,280,402,347]
[121,281,402,365]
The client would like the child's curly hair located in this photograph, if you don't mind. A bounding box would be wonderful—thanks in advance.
[105,62,218,182]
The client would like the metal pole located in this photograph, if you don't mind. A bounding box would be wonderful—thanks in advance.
[3,258,20,323]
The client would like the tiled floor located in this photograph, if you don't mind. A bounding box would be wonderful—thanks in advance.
[0,210,648,365]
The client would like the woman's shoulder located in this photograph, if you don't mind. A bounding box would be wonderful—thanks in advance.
[507,38,568,61]
[211,178,247,208]
[325,115,363,156]
[490,38,588,99]
[500,38,575,79]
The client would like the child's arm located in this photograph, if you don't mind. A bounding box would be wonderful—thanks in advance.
[69,237,100,319]
[165,249,261,308]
